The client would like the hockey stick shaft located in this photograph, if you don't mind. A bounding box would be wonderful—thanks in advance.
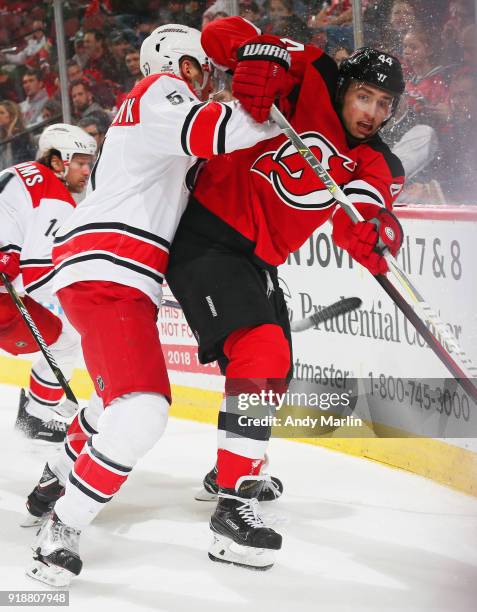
[0,273,78,406]
[161,298,181,309]
[291,297,362,332]
[270,105,477,400]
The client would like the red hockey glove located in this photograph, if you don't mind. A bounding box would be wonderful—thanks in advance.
[334,208,403,276]
[0,294,62,355]
[0,252,20,285]
[232,36,291,123]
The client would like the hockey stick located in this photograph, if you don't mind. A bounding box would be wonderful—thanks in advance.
[162,294,362,334]
[161,298,181,309]
[270,105,477,402]
[0,273,79,417]
[291,297,362,332]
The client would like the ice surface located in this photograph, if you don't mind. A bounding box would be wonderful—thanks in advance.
[0,383,476,612]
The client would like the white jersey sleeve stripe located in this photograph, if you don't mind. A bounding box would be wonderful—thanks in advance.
[343,179,386,207]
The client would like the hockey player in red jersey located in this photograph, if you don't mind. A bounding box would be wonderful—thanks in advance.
[26,24,284,587]
[166,17,406,569]
[0,124,96,443]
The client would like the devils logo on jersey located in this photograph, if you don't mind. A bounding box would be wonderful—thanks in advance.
[251,132,356,210]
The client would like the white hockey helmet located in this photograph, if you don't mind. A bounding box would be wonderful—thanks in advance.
[38,123,97,163]
[140,24,209,78]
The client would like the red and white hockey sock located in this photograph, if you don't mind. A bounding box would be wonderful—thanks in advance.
[51,393,103,486]
[216,448,264,489]
[215,325,291,489]
[55,392,168,530]
[27,368,65,417]
[64,406,98,464]
[55,438,131,530]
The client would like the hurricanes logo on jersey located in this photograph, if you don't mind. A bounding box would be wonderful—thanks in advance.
[251,132,356,210]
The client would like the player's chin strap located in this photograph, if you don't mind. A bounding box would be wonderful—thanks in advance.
[269,104,477,403]
[192,64,213,100]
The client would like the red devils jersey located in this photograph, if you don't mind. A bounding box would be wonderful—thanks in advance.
[191,17,405,266]
[0,162,75,300]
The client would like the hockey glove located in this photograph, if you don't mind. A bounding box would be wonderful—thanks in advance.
[233,36,291,123]
[0,252,20,285]
[334,208,403,276]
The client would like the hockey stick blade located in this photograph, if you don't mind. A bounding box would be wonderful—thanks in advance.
[291,297,362,332]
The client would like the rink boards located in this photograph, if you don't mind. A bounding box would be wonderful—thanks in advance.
[1,205,476,496]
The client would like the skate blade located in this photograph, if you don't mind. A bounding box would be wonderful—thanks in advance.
[194,487,217,502]
[51,399,77,419]
[208,534,275,570]
[20,513,45,528]
[26,559,74,587]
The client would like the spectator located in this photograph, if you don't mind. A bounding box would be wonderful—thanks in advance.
[65,59,116,109]
[308,0,353,28]
[0,19,50,68]
[435,72,477,203]
[239,0,262,24]
[364,0,394,48]
[20,68,49,128]
[382,0,418,58]
[134,16,158,46]
[402,27,450,126]
[383,23,452,183]
[0,66,20,102]
[66,59,84,84]
[261,0,311,43]
[82,29,117,83]
[108,30,133,86]
[70,79,109,122]
[123,47,142,91]
[308,0,353,51]
[0,99,35,168]
[182,0,204,30]
[71,31,88,69]
[202,1,230,28]
[77,114,109,149]
[41,98,62,122]
[160,0,187,24]
[399,71,477,204]
[442,0,475,63]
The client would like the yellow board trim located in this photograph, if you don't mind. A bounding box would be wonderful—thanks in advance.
[1,355,475,497]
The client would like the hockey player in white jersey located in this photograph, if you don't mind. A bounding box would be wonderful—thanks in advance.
[0,124,96,443]
[26,24,283,587]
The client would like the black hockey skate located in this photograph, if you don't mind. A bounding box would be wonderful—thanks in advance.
[21,463,64,528]
[27,512,82,587]
[15,389,67,444]
[209,476,282,570]
[195,462,284,502]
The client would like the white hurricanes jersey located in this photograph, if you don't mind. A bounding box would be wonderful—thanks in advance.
[0,162,76,302]
[52,73,279,306]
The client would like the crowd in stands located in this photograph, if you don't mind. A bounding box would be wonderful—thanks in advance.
[0,0,475,203]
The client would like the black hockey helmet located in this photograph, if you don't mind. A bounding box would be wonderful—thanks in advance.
[337,47,405,124]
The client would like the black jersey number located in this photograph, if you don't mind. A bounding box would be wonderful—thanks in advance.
[45,218,60,237]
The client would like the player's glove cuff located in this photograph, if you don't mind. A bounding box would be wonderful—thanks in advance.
[372,208,403,257]
[236,39,291,71]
